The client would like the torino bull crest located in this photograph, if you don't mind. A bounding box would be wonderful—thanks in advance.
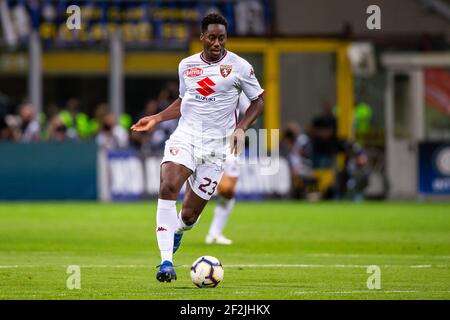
[220,65,232,78]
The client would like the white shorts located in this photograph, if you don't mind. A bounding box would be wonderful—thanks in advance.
[161,131,227,200]
[223,154,240,178]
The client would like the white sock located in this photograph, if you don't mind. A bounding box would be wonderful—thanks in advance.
[208,197,235,237]
[156,199,177,264]
[175,211,201,234]
[175,212,188,234]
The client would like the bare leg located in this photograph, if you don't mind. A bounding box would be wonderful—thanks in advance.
[179,182,209,228]
[159,162,193,200]
[217,175,238,200]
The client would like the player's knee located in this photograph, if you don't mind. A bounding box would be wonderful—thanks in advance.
[219,188,234,200]
[217,176,237,200]
[218,183,235,199]
[181,207,200,226]
[159,181,180,199]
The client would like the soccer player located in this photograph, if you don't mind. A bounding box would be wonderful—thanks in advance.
[205,93,251,245]
[131,12,264,282]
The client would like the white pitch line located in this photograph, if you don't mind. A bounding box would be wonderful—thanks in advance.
[292,290,419,294]
[218,264,446,269]
[5,252,449,259]
[292,290,450,295]
[0,264,447,269]
[223,264,367,268]
[305,253,450,259]
[290,290,450,295]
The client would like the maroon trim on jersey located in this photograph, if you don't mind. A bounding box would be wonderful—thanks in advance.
[200,50,228,65]
[235,91,264,129]
[250,90,265,101]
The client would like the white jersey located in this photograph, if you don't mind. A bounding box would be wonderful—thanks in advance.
[176,50,263,146]
[237,92,251,117]
[221,93,251,178]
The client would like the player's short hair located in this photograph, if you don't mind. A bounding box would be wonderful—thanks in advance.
[201,12,228,32]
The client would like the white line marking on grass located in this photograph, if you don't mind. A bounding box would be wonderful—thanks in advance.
[292,290,450,295]
[224,264,365,268]
[0,264,448,269]
[0,265,21,269]
[306,253,450,259]
[81,264,150,268]
[409,265,432,268]
[222,264,447,269]
[292,290,420,295]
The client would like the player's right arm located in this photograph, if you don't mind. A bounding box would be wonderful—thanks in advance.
[130,98,182,132]
[131,60,187,132]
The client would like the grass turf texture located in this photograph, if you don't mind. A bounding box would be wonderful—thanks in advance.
[0,201,449,300]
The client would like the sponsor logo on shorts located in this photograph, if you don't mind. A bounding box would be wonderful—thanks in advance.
[169,147,179,156]
[157,226,167,232]
[185,67,203,77]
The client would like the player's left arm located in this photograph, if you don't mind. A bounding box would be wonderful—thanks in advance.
[236,95,264,132]
[231,60,265,155]
[231,95,263,155]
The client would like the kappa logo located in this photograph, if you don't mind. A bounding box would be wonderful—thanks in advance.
[185,67,203,77]
[157,226,167,232]
[169,147,179,156]
[196,77,216,97]
[220,65,232,78]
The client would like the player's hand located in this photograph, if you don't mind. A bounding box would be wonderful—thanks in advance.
[130,115,160,132]
[230,128,245,156]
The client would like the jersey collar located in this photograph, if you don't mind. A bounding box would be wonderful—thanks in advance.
[200,50,227,65]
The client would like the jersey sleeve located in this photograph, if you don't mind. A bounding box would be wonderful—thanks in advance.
[178,61,186,99]
[238,92,251,115]
[238,59,264,101]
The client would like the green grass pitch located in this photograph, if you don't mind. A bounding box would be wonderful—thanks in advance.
[0,201,449,300]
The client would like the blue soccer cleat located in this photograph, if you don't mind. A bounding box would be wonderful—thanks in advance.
[173,232,183,254]
[156,260,177,282]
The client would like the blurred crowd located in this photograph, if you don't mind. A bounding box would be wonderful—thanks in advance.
[128,82,179,156]
[280,101,371,202]
[1,86,372,201]
[0,82,180,156]
[0,97,128,146]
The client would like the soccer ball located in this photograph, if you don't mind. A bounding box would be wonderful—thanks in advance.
[190,256,224,288]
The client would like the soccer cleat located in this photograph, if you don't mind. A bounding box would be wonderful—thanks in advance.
[156,260,177,282]
[173,232,183,253]
[205,234,233,245]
